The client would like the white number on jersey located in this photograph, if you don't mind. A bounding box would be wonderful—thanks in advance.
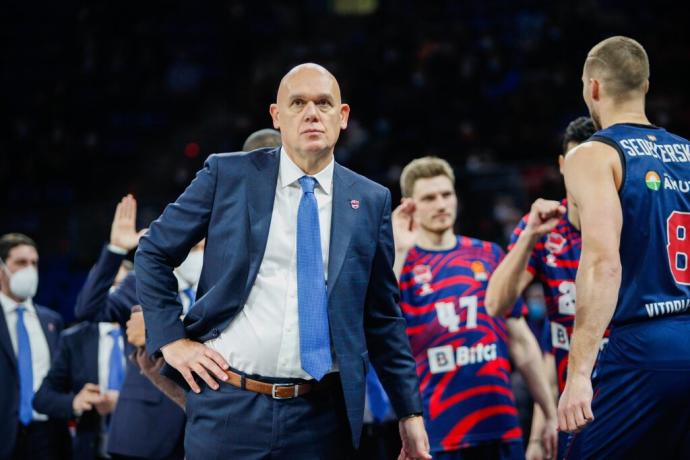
[558,281,576,315]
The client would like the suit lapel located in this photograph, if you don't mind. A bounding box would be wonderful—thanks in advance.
[86,324,100,383]
[327,164,358,299]
[0,309,17,369]
[36,306,59,360]
[243,148,280,300]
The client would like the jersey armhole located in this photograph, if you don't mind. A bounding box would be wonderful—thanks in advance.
[588,135,627,196]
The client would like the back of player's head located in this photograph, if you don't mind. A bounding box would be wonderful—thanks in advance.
[562,116,596,153]
[400,156,455,198]
[584,36,649,102]
[242,128,282,151]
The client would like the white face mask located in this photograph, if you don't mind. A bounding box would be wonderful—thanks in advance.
[175,250,203,287]
[0,259,39,301]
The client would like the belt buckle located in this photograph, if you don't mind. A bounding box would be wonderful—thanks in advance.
[271,383,299,399]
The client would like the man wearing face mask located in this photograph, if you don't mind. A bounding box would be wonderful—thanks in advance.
[0,233,71,460]
[74,195,187,460]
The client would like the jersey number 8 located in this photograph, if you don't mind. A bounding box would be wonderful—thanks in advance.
[667,211,690,285]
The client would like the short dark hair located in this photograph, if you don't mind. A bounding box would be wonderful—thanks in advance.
[0,233,38,263]
[562,116,596,153]
[242,129,282,151]
[584,36,649,102]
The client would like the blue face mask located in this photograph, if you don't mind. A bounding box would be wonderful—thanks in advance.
[527,298,546,320]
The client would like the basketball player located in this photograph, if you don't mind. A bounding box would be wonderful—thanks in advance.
[393,156,557,460]
[485,116,602,460]
[558,36,690,459]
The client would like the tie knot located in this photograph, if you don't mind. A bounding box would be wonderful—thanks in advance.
[16,305,26,316]
[298,176,317,194]
[108,328,121,339]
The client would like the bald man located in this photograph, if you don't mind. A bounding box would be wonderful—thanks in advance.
[135,64,430,460]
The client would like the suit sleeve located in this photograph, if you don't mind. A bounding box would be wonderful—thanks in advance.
[135,154,217,354]
[364,189,423,418]
[34,334,77,420]
[74,244,128,323]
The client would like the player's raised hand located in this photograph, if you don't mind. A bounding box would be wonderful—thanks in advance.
[393,198,419,254]
[525,199,566,237]
[558,373,594,433]
[110,194,146,251]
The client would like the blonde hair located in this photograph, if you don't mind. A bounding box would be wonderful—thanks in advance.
[400,156,455,197]
[584,36,649,101]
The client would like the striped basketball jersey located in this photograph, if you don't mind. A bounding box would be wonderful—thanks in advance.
[399,236,525,452]
[509,202,608,393]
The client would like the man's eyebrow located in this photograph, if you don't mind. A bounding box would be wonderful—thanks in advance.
[289,93,334,102]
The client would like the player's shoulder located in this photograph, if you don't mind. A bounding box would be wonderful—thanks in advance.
[459,235,503,257]
[60,321,97,341]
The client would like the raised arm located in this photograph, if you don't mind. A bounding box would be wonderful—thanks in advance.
[485,199,565,316]
[74,194,144,322]
[558,142,622,433]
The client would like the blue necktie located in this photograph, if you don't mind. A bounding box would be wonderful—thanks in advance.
[16,305,33,426]
[366,368,392,423]
[107,329,124,391]
[297,176,332,380]
[182,287,196,310]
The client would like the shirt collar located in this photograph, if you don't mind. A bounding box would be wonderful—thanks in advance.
[0,291,35,315]
[278,147,334,195]
[99,322,120,337]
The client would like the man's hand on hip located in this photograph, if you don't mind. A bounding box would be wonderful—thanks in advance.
[398,415,432,460]
[161,338,229,393]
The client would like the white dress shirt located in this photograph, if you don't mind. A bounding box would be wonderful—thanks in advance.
[97,322,125,394]
[206,148,336,379]
[1,292,50,421]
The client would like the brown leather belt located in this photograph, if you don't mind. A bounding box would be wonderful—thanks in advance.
[224,369,338,399]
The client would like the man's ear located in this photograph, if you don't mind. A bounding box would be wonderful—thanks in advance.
[269,104,280,129]
[339,104,350,130]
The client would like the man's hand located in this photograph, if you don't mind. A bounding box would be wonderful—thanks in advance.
[161,338,229,393]
[110,194,146,251]
[73,383,105,414]
[397,415,432,460]
[524,199,566,238]
[526,440,545,460]
[126,307,146,347]
[558,373,594,433]
[392,198,418,255]
[541,414,558,459]
[94,390,118,416]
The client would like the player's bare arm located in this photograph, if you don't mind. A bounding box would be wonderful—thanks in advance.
[526,353,558,460]
[485,199,565,316]
[507,317,558,458]
[558,142,623,433]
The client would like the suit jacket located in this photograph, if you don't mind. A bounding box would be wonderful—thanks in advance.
[0,302,65,460]
[74,245,185,459]
[134,147,423,446]
[33,322,102,460]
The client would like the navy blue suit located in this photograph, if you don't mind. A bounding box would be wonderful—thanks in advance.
[134,147,423,451]
[0,302,68,460]
[74,245,185,459]
[33,322,103,460]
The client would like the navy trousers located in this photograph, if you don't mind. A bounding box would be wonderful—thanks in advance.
[184,376,354,460]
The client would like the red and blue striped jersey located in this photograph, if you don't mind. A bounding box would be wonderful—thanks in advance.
[509,200,608,394]
[400,236,525,452]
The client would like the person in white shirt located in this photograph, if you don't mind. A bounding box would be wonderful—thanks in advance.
[0,232,70,460]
